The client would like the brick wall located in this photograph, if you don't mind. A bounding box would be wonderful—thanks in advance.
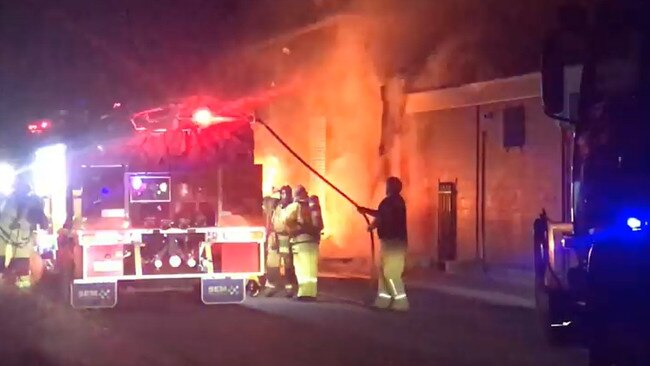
[407,107,478,264]
[404,94,562,270]
[479,98,562,269]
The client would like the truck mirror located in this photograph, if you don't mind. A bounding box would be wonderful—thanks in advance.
[541,4,587,122]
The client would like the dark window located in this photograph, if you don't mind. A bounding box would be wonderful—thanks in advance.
[503,105,526,148]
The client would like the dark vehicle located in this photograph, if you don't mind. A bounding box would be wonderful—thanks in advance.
[536,0,650,364]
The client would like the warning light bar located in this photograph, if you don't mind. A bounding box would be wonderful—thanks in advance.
[129,96,248,133]
[27,119,52,134]
[191,107,238,128]
[192,108,214,127]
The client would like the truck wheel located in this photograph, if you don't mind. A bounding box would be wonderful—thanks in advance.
[535,284,572,346]
[246,279,261,297]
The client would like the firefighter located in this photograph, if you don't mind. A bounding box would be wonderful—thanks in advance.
[0,179,47,289]
[357,176,409,311]
[261,194,281,296]
[283,185,319,301]
[266,185,296,297]
[55,215,79,301]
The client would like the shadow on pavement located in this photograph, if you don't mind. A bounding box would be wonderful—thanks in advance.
[0,349,71,366]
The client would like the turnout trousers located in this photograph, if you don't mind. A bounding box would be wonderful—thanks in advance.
[264,235,295,296]
[374,239,409,311]
[292,241,318,299]
[0,239,34,289]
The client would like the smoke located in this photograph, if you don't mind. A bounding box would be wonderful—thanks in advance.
[207,0,566,261]
[224,14,384,259]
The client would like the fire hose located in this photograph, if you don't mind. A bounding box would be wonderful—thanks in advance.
[253,117,378,289]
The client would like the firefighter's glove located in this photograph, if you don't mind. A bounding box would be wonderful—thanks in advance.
[367,219,378,232]
[357,206,370,215]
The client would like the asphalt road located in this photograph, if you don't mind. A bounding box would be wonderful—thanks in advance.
[50,277,588,366]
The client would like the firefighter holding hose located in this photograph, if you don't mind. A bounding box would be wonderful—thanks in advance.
[358,176,409,312]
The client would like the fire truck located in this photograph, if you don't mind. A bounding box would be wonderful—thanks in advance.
[28,96,266,309]
[535,0,649,363]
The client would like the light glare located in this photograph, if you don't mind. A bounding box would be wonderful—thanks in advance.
[187,257,197,268]
[627,217,642,231]
[192,108,214,127]
[0,163,16,196]
[33,143,67,233]
[169,255,182,268]
[131,176,143,190]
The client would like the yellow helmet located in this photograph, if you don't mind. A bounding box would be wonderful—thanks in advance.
[293,185,308,200]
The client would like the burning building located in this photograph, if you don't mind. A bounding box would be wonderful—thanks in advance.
[208,3,565,273]
[211,14,385,263]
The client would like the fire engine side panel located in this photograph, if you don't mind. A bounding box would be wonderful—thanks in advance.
[75,226,265,283]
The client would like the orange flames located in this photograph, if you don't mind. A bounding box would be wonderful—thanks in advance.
[257,155,282,196]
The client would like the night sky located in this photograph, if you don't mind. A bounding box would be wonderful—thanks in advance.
[1,0,560,151]
[0,0,341,143]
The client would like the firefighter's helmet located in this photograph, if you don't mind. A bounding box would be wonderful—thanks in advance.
[279,185,293,205]
[386,176,403,195]
[12,175,32,197]
[293,185,308,201]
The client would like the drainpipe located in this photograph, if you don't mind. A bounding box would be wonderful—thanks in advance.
[481,130,487,272]
[475,106,480,261]
[561,129,570,222]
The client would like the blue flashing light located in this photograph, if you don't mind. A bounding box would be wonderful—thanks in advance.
[627,217,642,231]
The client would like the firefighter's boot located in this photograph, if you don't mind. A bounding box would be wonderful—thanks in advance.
[9,257,32,291]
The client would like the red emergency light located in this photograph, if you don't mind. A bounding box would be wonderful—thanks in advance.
[27,119,52,134]
[192,107,214,127]
[129,96,247,133]
[191,107,239,128]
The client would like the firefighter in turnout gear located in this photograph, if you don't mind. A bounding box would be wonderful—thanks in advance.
[262,194,281,296]
[283,185,320,301]
[0,179,47,289]
[265,185,296,297]
[358,176,409,311]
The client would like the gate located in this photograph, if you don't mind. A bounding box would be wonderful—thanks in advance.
[437,181,458,264]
